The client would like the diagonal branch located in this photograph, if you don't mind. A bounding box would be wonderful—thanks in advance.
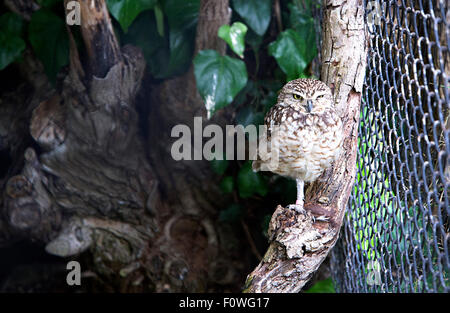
[243,0,367,293]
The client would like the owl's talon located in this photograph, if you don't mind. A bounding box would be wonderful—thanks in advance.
[287,204,306,214]
[318,196,329,204]
[314,215,329,222]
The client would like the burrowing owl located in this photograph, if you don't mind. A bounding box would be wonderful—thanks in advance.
[253,78,343,213]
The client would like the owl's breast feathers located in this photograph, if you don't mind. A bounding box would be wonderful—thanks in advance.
[254,105,343,182]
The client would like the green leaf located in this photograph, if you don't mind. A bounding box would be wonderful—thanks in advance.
[268,29,315,81]
[305,278,336,293]
[106,0,156,32]
[237,161,267,198]
[0,13,24,36]
[154,2,164,37]
[0,13,25,70]
[210,158,228,175]
[220,176,234,194]
[218,22,247,58]
[194,50,248,117]
[288,2,317,63]
[122,10,170,77]
[232,0,271,36]
[164,29,195,76]
[163,0,200,77]
[163,0,199,30]
[125,0,199,78]
[29,9,69,83]
[0,33,25,70]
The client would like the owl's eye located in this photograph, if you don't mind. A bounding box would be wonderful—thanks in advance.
[316,94,324,99]
[293,94,302,100]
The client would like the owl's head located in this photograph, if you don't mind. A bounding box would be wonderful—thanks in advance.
[277,78,334,114]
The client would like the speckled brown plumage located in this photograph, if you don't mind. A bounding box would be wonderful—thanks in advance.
[253,78,343,212]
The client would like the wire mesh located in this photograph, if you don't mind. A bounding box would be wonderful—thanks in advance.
[330,0,450,292]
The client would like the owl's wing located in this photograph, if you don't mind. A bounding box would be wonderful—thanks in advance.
[251,127,271,172]
[252,105,280,172]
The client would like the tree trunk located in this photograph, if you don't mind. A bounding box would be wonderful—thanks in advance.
[243,0,368,293]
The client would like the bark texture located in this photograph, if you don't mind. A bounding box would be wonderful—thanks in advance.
[243,0,367,293]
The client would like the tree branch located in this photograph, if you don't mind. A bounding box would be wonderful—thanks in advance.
[243,0,367,293]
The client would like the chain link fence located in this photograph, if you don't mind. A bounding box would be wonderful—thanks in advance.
[330,0,450,292]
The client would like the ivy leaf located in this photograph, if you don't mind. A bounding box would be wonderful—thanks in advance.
[163,0,199,77]
[237,161,267,198]
[268,29,314,81]
[29,9,69,83]
[0,13,25,70]
[193,50,247,118]
[164,29,194,76]
[218,22,247,58]
[231,0,271,36]
[125,0,199,78]
[288,2,317,63]
[0,33,25,70]
[220,176,234,194]
[0,13,24,36]
[106,0,156,32]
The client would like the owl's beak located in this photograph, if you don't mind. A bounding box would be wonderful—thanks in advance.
[306,99,313,113]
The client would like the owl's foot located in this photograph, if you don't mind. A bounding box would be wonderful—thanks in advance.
[287,199,305,214]
[313,215,329,222]
[287,204,305,214]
